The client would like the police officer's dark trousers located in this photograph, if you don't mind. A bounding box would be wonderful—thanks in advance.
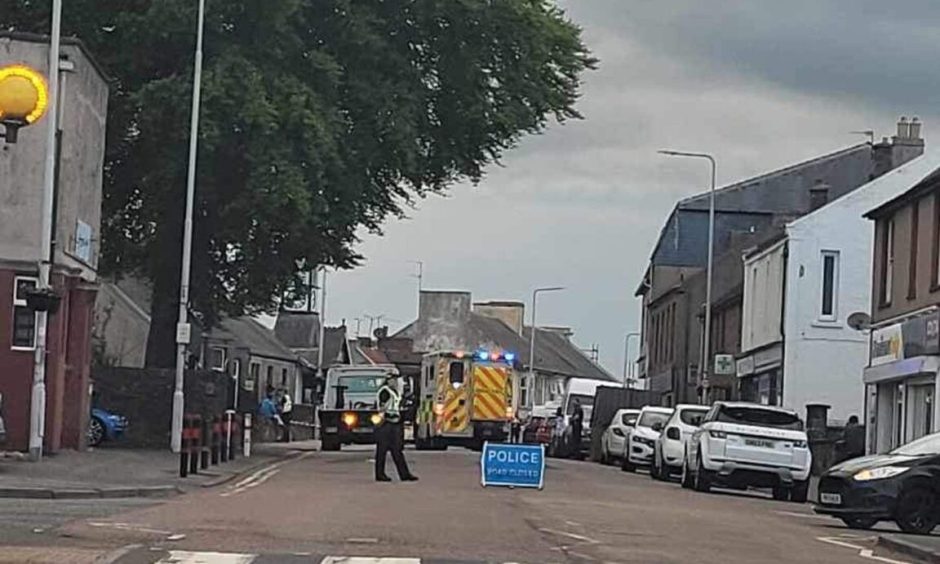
[375,421,412,480]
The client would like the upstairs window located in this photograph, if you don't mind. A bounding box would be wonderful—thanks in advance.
[820,251,839,321]
[12,276,38,350]
[881,218,895,306]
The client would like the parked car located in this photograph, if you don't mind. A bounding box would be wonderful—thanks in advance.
[651,404,709,480]
[621,406,673,472]
[815,431,940,534]
[600,408,640,464]
[682,402,810,502]
[88,407,128,447]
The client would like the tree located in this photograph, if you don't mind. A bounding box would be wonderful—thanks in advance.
[3,0,597,367]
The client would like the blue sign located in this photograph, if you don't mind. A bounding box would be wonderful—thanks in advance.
[481,442,545,489]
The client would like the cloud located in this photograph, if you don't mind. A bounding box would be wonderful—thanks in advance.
[324,1,937,374]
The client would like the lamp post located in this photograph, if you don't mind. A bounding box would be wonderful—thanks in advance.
[528,286,565,407]
[623,332,639,389]
[171,0,207,453]
[659,150,717,403]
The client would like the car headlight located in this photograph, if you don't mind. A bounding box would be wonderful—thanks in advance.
[370,413,384,425]
[792,439,807,449]
[612,428,625,437]
[708,430,727,439]
[342,412,358,428]
[853,466,910,481]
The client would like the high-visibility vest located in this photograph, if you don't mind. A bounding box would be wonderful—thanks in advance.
[378,384,401,422]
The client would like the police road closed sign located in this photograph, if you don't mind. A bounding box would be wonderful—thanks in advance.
[481,442,545,489]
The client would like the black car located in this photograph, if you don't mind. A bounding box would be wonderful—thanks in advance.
[815,431,940,534]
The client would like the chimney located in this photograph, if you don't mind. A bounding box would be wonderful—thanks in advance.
[809,180,829,211]
[473,301,525,334]
[419,290,472,323]
[872,116,926,178]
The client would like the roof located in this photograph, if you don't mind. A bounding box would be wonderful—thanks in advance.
[643,142,876,275]
[0,31,111,82]
[208,317,297,362]
[864,153,940,219]
[522,327,617,382]
[274,312,320,348]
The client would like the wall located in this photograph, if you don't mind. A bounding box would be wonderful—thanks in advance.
[0,37,108,282]
[473,301,524,335]
[94,282,150,367]
[742,241,786,352]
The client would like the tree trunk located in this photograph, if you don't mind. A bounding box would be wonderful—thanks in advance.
[145,222,184,368]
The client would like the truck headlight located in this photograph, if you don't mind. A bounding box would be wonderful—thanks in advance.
[342,412,358,428]
[370,413,384,425]
[853,466,909,481]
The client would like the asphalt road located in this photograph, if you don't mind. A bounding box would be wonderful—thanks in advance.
[0,447,926,563]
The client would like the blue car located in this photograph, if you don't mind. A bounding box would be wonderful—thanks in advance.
[88,408,128,447]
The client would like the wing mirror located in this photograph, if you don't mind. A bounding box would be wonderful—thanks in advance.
[666,427,680,440]
[651,421,664,432]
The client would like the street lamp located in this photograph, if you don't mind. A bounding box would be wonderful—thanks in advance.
[623,332,639,389]
[528,286,565,408]
[659,150,717,403]
[171,0,208,453]
[0,64,49,143]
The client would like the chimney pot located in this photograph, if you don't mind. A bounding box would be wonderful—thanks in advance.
[910,117,923,140]
[897,116,911,139]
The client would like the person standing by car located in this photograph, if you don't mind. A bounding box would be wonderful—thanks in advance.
[279,389,293,443]
[374,373,418,482]
[569,400,584,456]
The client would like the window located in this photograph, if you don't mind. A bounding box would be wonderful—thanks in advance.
[208,346,226,371]
[266,365,274,390]
[933,194,940,289]
[881,218,895,306]
[909,200,919,300]
[448,361,465,386]
[250,362,260,380]
[519,374,529,407]
[820,251,839,320]
[281,368,288,386]
[12,276,38,350]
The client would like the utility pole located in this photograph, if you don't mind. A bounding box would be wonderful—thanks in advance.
[623,332,639,389]
[316,267,328,382]
[29,0,63,461]
[410,260,423,316]
[171,0,207,453]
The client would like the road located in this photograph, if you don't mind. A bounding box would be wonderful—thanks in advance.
[0,447,923,563]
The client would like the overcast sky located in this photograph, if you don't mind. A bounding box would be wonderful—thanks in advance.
[320,0,939,377]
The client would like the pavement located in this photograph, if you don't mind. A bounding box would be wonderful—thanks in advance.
[0,440,317,499]
[878,534,940,563]
[0,445,927,563]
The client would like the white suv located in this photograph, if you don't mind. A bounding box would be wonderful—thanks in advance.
[682,402,811,502]
[651,404,709,480]
[621,406,673,472]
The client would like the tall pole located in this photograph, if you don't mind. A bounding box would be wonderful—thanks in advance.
[623,332,639,389]
[316,267,327,381]
[29,0,63,462]
[171,0,207,453]
[658,150,717,404]
[410,260,423,317]
[528,287,564,408]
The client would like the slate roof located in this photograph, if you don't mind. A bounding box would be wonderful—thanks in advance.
[274,312,320,348]
[864,154,940,218]
[522,327,617,382]
[208,317,297,362]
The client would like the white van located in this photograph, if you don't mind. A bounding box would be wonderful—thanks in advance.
[560,378,614,455]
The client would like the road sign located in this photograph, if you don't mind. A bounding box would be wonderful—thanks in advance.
[480,442,545,489]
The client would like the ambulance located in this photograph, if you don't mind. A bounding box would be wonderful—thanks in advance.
[414,349,517,449]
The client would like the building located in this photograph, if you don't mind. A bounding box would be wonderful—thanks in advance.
[637,120,925,406]
[863,152,940,453]
[395,291,615,415]
[0,34,109,451]
[739,154,940,424]
[273,311,353,403]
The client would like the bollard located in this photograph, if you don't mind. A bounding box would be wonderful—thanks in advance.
[220,414,229,463]
[211,416,221,465]
[226,410,237,461]
[200,416,210,470]
[189,415,201,475]
[179,415,191,478]
[243,413,252,458]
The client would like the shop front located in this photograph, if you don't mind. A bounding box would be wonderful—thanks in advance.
[736,344,783,406]
[863,309,940,454]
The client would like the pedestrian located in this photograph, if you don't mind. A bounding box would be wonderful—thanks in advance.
[569,400,584,457]
[280,389,293,443]
[510,415,521,444]
[843,414,865,460]
[374,372,418,482]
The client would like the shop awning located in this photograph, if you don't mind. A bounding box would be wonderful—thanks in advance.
[863,355,940,384]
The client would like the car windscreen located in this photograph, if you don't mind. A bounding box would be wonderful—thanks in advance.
[337,375,385,394]
[716,406,803,430]
[891,432,940,456]
[621,412,638,426]
[638,411,671,428]
[680,408,708,426]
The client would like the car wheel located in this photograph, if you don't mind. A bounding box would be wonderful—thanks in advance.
[790,480,809,503]
[321,436,341,451]
[87,417,105,447]
[680,451,694,489]
[651,449,665,481]
[895,487,939,535]
[693,453,712,493]
[841,517,878,530]
[772,485,790,501]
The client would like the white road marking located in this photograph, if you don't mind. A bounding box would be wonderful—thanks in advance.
[320,559,420,564]
[156,551,255,564]
[87,521,174,536]
[538,528,600,544]
[775,510,834,520]
[220,453,312,497]
[345,537,380,544]
[816,536,911,564]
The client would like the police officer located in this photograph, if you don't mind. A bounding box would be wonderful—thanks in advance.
[374,373,418,482]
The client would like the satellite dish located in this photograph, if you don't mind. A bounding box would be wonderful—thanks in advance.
[847,312,872,331]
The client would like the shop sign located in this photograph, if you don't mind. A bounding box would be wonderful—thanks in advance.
[871,311,940,366]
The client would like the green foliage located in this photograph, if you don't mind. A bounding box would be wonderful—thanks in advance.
[3,0,596,363]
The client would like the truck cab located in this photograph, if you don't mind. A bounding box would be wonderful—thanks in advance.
[318,365,403,451]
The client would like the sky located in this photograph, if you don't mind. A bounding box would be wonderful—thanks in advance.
[315,0,940,377]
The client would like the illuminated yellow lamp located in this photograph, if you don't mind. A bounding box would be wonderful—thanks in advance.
[0,64,49,143]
